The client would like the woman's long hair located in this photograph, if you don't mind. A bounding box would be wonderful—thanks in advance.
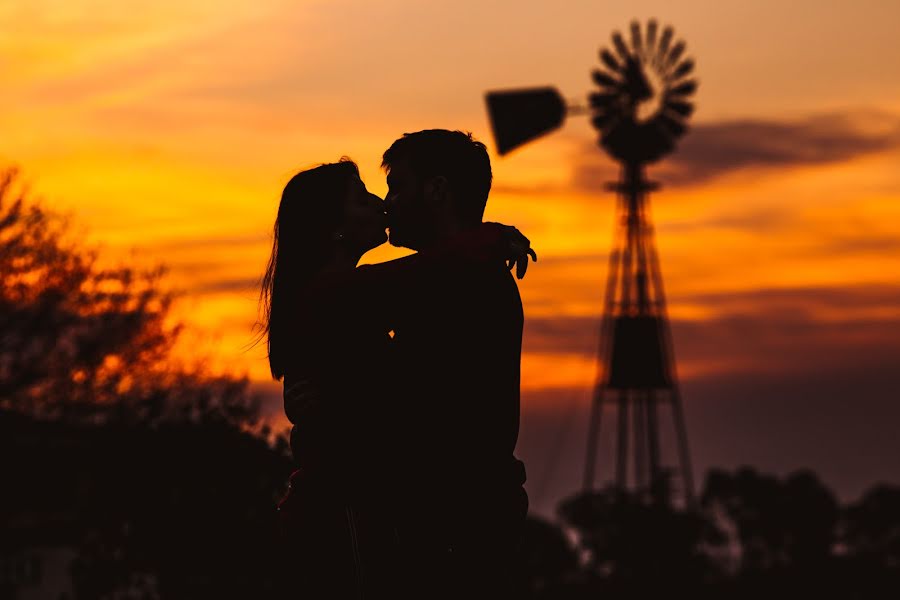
[258,159,360,380]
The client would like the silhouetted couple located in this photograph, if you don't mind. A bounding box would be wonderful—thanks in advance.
[260,130,534,598]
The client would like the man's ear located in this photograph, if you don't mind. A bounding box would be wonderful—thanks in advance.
[425,175,451,209]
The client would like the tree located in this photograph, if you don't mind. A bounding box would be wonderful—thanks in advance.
[513,515,582,599]
[0,167,257,426]
[1,166,294,599]
[558,488,726,598]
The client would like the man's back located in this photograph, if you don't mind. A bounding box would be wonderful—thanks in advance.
[390,256,526,535]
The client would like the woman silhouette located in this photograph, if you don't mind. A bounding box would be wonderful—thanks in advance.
[258,159,532,598]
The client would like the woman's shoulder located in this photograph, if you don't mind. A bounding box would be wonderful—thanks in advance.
[296,268,373,332]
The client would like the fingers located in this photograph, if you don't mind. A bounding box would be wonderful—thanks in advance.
[507,248,538,279]
[499,225,538,279]
[509,254,530,279]
[284,378,322,421]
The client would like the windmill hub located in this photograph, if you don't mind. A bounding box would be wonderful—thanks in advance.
[590,20,697,165]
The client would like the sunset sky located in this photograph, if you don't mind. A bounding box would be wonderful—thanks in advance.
[3,0,900,516]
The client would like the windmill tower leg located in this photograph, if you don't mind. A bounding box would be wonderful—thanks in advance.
[582,163,695,507]
[615,393,629,489]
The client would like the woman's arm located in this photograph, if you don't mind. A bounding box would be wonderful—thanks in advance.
[347,222,536,308]
[303,222,534,330]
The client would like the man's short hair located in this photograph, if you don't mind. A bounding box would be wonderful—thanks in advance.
[382,129,492,225]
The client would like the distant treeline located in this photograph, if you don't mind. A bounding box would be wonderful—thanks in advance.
[4,406,900,599]
[525,469,900,600]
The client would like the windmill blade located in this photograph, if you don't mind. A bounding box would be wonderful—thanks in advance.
[656,112,687,137]
[668,79,697,97]
[664,99,694,118]
[622,56,653,102]
[612,31,630,60]
[589,92,618,108]
[650,123,677,154]
[592,112,618,131]
[646,20,658,55]
[600,49,622,72]
[666,41,686,70]
[671,58,695,81]
[657,26,674,66]
[592,69,620,88]
[485,87,567,155]
[651,119,675,141]
[631,21,643,57]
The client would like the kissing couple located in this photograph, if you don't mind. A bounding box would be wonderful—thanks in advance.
[260,129,536,599]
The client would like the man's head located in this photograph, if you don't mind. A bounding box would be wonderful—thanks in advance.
[382,129,492,250]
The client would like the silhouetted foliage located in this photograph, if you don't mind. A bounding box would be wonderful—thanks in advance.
[0,167,258,426]
[839,484,900,598]
[557,488,726,599]
[1,168,289,598]
[702,467,840,571]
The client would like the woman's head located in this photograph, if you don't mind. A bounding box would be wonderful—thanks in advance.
[258,158,387,379]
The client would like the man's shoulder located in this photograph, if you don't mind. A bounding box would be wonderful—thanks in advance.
[449,260,523,321]
[442,257,520,290]
[400,258,521,321]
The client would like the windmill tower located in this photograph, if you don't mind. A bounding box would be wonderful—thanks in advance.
[485,19,697,506]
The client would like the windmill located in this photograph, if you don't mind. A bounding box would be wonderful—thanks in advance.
[485,20,697,506]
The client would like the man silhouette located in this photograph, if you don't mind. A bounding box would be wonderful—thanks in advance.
[382,129,528,598]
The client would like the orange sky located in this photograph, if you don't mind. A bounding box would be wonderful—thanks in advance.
[3,0,900,512]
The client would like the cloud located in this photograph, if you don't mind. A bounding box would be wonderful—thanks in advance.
[678,283,900,313]
[248,281,900,518]
[569,110,900,191]
[666,111,900,184]
[190,277,261,295]
[656,207,796,234]
[522,283,900,376]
